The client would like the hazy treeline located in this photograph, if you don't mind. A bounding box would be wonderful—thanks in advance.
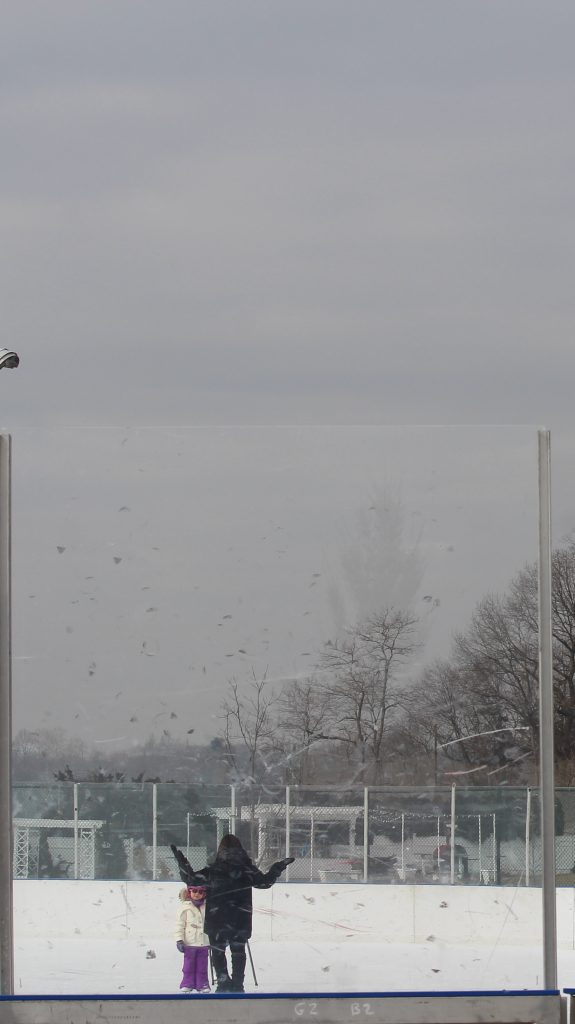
[12,730,231,785]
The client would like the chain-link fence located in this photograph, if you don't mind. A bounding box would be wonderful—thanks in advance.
[12,783,575,885]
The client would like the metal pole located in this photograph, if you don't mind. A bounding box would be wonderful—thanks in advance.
[478,814,482,882]
[257,816,264,862]
[186,812,190,862]
[230,785,236,834]
[526,787,531,887]
[0,434,13,994]
[310,810,314,881]
[363,787,369,883]
[246,940,258,987]
[73,782,79,880]
[152,784,157,881]
[492,813,496,882]
[285,785,291,882]
[538,428,557,988]
[450,784,456,885]
[401,813,405,881]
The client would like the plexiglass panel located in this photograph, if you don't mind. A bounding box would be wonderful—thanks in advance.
[11,426,550,994]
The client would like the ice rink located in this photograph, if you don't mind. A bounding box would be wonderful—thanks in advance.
[13,880,575,996]
[14,935,575,996]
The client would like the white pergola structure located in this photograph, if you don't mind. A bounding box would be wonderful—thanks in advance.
[206,802,362,881]
[13,818,104,880]
[237,802,360,862]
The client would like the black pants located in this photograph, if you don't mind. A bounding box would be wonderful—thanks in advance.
[210,935,246,989]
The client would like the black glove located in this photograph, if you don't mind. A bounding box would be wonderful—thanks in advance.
[271,856,295,874]
[171,844,192,885]
[171,845,191,874]
[176,940,185,953]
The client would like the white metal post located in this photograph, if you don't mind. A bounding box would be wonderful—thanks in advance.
[285,786,291,882]
[450,785,456,885]
[478,814,482,882]
[400,813,405,881]
[310,810,314,881]
[186,812,190,862]
[230,785,236,834]
[526,787,532,887]
[152,784,157,881]
[0,434,13,994]
[538,428,557,988]
[363,788,369,883]
[258,817,264,862]
[73,783,79,880]
[492,813,496,882]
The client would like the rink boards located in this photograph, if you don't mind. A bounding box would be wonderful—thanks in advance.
[0,991,565,1024]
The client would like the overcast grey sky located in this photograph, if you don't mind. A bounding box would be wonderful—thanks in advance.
[1,0,574,428]
[1,3,574,748]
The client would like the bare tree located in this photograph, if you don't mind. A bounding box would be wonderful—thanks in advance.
[220,670,280,856]
[317,607,420,783]
[455,593,539,743]
[221,670,279,787]
[276,677,332,784]
[403,543,575,784]
[403,655,530,785]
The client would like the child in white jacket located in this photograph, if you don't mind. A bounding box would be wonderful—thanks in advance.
[175,884,210,993]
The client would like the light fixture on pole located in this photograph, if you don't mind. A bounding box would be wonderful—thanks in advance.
[0,350,19,370]
[0,346,19,995]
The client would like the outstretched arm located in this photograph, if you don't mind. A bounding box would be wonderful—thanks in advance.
[170,844,211,886]
[248,856,295,890]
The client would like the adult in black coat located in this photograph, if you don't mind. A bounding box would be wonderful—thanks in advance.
[171,834,294,992]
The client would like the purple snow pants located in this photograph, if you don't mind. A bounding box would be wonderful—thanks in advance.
[181,945,210,991]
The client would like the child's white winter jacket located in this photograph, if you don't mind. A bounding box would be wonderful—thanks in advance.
[175,892,209,948]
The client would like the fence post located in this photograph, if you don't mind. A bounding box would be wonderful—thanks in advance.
[478,814,482,882]
[230,785,236,834]
[73,782,79,880]
[310,809,314,881]
[186,812,190,862]
[401,813,405,881]
[152,784,157,881]
[525,787,531,886]
[450,784,456,885]
[492,812,497,882]
[258,816,264,861]
[363,788,369,883]
[285,786,291,882]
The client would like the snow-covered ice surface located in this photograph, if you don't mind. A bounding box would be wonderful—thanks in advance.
[13,937,575,996]
[13,880,575,995]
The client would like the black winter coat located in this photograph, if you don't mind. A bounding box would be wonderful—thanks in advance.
[172,845,286,942]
